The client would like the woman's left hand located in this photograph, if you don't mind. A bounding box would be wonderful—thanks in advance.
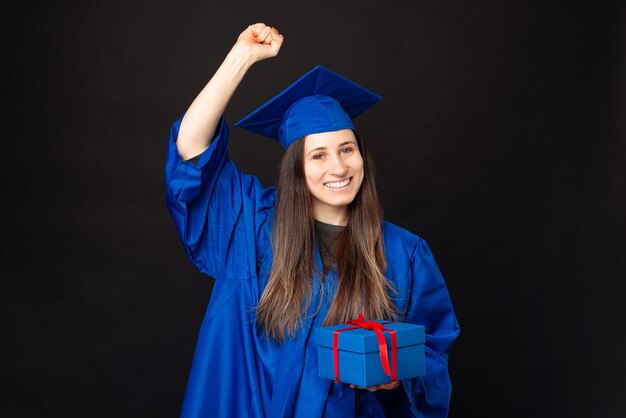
[349,381,402,392]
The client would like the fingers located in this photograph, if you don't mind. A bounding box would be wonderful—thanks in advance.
[260,27,284,46]
[374,381,401,391]
[248,23,283,44]
[249,23,267,37]
[349,383,375,391]
[269,27,284,45]
[347,381,401,392]
[255,25,273,43]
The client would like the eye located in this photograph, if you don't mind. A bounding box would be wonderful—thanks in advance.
[340,147,354,154]
[312,153,325,160]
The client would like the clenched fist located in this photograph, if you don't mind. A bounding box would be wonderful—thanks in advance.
[233,23,284,64]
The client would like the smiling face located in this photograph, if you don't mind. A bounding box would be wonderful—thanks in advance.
[302,129,364,225]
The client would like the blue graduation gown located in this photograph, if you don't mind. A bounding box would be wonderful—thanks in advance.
[165,115,460,417]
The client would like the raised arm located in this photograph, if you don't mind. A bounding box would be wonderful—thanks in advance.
[176,23,284,160]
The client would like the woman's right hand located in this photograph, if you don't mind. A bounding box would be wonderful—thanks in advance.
[233,23,284,64]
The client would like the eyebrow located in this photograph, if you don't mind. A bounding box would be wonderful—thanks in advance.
[306,141,357,156]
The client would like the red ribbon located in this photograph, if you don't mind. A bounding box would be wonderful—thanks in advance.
[332,313,398,384]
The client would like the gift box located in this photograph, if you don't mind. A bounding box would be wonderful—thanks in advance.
[315,315,425,387]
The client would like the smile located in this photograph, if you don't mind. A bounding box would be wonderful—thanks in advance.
[324,178,352,189]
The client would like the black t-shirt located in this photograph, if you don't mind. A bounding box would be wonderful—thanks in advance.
[314,220,346,276]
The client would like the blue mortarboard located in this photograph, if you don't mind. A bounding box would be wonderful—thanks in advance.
[235,65,382,149]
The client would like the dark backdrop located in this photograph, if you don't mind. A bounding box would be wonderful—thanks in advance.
[5,1,625,417]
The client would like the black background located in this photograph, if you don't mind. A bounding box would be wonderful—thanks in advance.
[5,1,625,417]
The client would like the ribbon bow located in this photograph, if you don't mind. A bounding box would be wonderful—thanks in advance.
[332,313,398,384]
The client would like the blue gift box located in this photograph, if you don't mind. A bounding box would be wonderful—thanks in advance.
[315,320,425,388]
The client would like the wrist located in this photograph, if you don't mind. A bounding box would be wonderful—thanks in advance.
[228,43,258,69]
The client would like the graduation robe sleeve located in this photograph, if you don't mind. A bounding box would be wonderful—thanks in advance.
[399,238,460,418]
[165,115,283,418]
[165,114,275,280]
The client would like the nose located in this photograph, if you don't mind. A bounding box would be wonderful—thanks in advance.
[328,153,348,176]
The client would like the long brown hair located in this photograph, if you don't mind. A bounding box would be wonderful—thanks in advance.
[256,132,399,343]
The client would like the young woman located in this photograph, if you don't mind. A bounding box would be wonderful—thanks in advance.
[166,23,460,418]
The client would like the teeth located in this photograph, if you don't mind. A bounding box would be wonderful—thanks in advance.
[325,178,351,189]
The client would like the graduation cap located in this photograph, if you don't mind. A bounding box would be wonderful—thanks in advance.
[235,65,382,149]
